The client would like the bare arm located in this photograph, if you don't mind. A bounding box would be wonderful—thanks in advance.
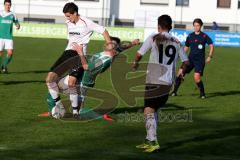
[15,23,20,30]
[206,44,214,64]
[132,35,152,71]
[102,30,111,43]
[72,43,88,70]
[184,46,189,54]
[209,44,214,57]
[120,39,140,52]
[80,55,88,70]
[132,52,142,71]
[14,14,20,30]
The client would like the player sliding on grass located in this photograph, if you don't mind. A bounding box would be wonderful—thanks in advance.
[48,37,140,119]
[132,15,189,153]
[46,2,111,118]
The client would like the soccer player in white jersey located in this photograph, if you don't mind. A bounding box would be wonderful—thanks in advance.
[0,0,20,73]
[46,2,111,118]
[132,15,189,153]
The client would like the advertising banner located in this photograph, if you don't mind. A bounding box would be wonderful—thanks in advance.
[13,23,144,41]
[145,28,240,47]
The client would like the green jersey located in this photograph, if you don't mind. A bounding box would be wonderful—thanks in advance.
[0,10,19,40]
[82,52,113,87]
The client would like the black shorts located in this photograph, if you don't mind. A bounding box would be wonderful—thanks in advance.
[185,59,205,76]
[50,50,81,77]
[69,66,85,80]
[144,84,171,110]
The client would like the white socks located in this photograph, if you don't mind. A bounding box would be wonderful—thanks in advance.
[47,82,60,100]
[69,86,79,114]
[48,76,83,115]
[146,113,157,142]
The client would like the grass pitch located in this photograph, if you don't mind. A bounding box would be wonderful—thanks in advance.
[0,37,239,160]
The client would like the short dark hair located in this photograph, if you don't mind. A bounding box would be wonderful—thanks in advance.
[110,36,121,45]
[63,2,78,14]
[193,18,203,26]
[4,0,11,5]
[158,15,172,31]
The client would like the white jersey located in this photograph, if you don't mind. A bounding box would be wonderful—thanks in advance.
[138,32,188,85]
[65,16,105,54]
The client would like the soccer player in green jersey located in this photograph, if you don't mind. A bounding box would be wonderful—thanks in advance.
[72,37,139,114]
[0,0,20,73]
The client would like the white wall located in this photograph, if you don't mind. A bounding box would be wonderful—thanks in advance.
[0,0,110,19]
[179,0,240,24]
[0,0,239,26]
[116,0,240,25]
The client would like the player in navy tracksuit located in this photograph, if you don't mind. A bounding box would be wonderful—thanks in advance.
[171,18,214,99]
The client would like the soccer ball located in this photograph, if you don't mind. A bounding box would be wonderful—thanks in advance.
[51,105,66,119]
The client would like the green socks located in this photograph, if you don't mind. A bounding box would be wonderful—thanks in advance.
[2,55,12,69]
[0,55,2,68]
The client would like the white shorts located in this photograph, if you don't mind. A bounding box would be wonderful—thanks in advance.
[0,39,13,51]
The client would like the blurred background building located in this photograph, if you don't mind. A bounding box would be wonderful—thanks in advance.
[0,0,240,32]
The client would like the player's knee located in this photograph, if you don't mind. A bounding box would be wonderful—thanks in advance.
[194,74,201,83]
[68,76,77,88]
[144,107,155,115]
[177,70,182,76]
[194,78,201,83]
[7,50,13,56]
[68,80,76,88]
[46,72,57,83]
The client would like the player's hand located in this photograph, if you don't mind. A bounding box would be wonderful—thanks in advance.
[178,69,185,79]
[131,39,140,46]
[206,56,212,64]
[16,25,20,30]
[82,64,88,70]
[172,37,180,44]
[132,61,139,71]
[72,43,84,56]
